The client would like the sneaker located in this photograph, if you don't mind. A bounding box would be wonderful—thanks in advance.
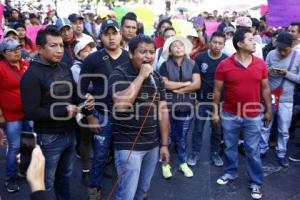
[211,152,223,167]
[81,171,90,187]
[88,187,102,200]
[216,174,236,185]
[179,163,193,177]
[250,185,262,199]
[289,154,300,162]
[187,152,200,166]
[161,164,172,179]
[278,156,289,168]
[5,177,20,193]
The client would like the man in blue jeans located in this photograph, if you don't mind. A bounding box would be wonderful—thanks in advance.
[21,27,94,200]
[108,35,170,200]
[259,31,300,167]
[213,28,272,200]
[79,19,129,199]
[188,31,228,167]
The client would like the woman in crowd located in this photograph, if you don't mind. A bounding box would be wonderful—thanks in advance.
[0,38,31,193]
[159,36,201,178]
[154,19,173,48]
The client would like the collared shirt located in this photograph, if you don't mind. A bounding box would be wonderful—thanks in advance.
[0,59,28,121]
[215,54,268,117]
[108,62,166,151]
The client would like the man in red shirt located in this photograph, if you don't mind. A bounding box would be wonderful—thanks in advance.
[212,28,272,200]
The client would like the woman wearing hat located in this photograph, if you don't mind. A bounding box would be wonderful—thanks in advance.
[0,38,31,193]
[159,36,201,178]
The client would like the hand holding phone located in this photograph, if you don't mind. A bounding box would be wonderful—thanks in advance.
[20,132,37,173]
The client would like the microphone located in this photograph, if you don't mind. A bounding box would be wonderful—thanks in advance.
[149,73,157,90]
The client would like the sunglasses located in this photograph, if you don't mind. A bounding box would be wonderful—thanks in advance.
[4,46,22,53]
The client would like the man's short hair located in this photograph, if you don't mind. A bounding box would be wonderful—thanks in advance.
[128,35,156,54]
[290,22,300,33]
[210,31,226,42]
[232,28,252,51]
[36,26,61,47]
[121,12,138,27]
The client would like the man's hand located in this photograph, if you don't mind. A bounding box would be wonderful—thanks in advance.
[26,145,46,192]
[159,146,170,164]
[138,64,153,79]
[84,93,95,111]
[66,105,78,118]
[269,68,287,76]
[213,114,221,128]
[86,115,101,133]
[263,111,272,127]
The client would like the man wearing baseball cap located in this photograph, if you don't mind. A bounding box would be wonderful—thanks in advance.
[68,13,95,44]
[260,31,300,167]
[55,18,77,67]
[79,19,129,199]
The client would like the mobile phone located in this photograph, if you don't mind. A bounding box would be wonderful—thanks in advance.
[272,67,283,72]
[20,132,37,173]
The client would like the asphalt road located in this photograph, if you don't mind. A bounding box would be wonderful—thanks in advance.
[1,123,300,200]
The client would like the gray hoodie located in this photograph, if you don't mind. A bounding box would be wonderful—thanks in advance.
[266,49,300,103]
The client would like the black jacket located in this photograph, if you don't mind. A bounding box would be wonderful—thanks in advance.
[21,57,91,134]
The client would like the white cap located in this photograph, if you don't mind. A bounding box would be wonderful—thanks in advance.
[161,36,193,59]
[74,37,96,59]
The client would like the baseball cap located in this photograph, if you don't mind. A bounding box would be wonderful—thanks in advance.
[68,13,84,23]
[236,16,252,28]
[3,28,19,38]
[74,37,96,59]
[276,31,293,48]
[55,18,71,31]
[100,19,119,34]
[0,38,21,53]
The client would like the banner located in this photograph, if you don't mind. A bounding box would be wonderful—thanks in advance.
[26,25,46,44]
[205,22,220,36]
[267,0,300,27]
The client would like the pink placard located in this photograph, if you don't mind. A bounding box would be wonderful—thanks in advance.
[260,5,268,16]
[205,22,220,36]
[26,25,46,44]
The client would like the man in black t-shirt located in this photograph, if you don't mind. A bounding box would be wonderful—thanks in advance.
[108,35,169,200]
[187,31,228,167]
[79,19,129,198]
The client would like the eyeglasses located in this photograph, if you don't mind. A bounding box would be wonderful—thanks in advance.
[4,46,22,53]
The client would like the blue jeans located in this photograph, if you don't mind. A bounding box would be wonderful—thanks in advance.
[221,112,263,186]
[170,112,192,164]
[191,104,222,154]
[37,132,74,200]
[260,103,293,158]
[4,120,32,178]
[114,147,159,200]
[89,113,111,189]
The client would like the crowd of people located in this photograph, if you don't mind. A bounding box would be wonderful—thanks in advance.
[1,1,300,200]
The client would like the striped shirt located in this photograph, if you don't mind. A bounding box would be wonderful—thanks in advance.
[108,62,166,151]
